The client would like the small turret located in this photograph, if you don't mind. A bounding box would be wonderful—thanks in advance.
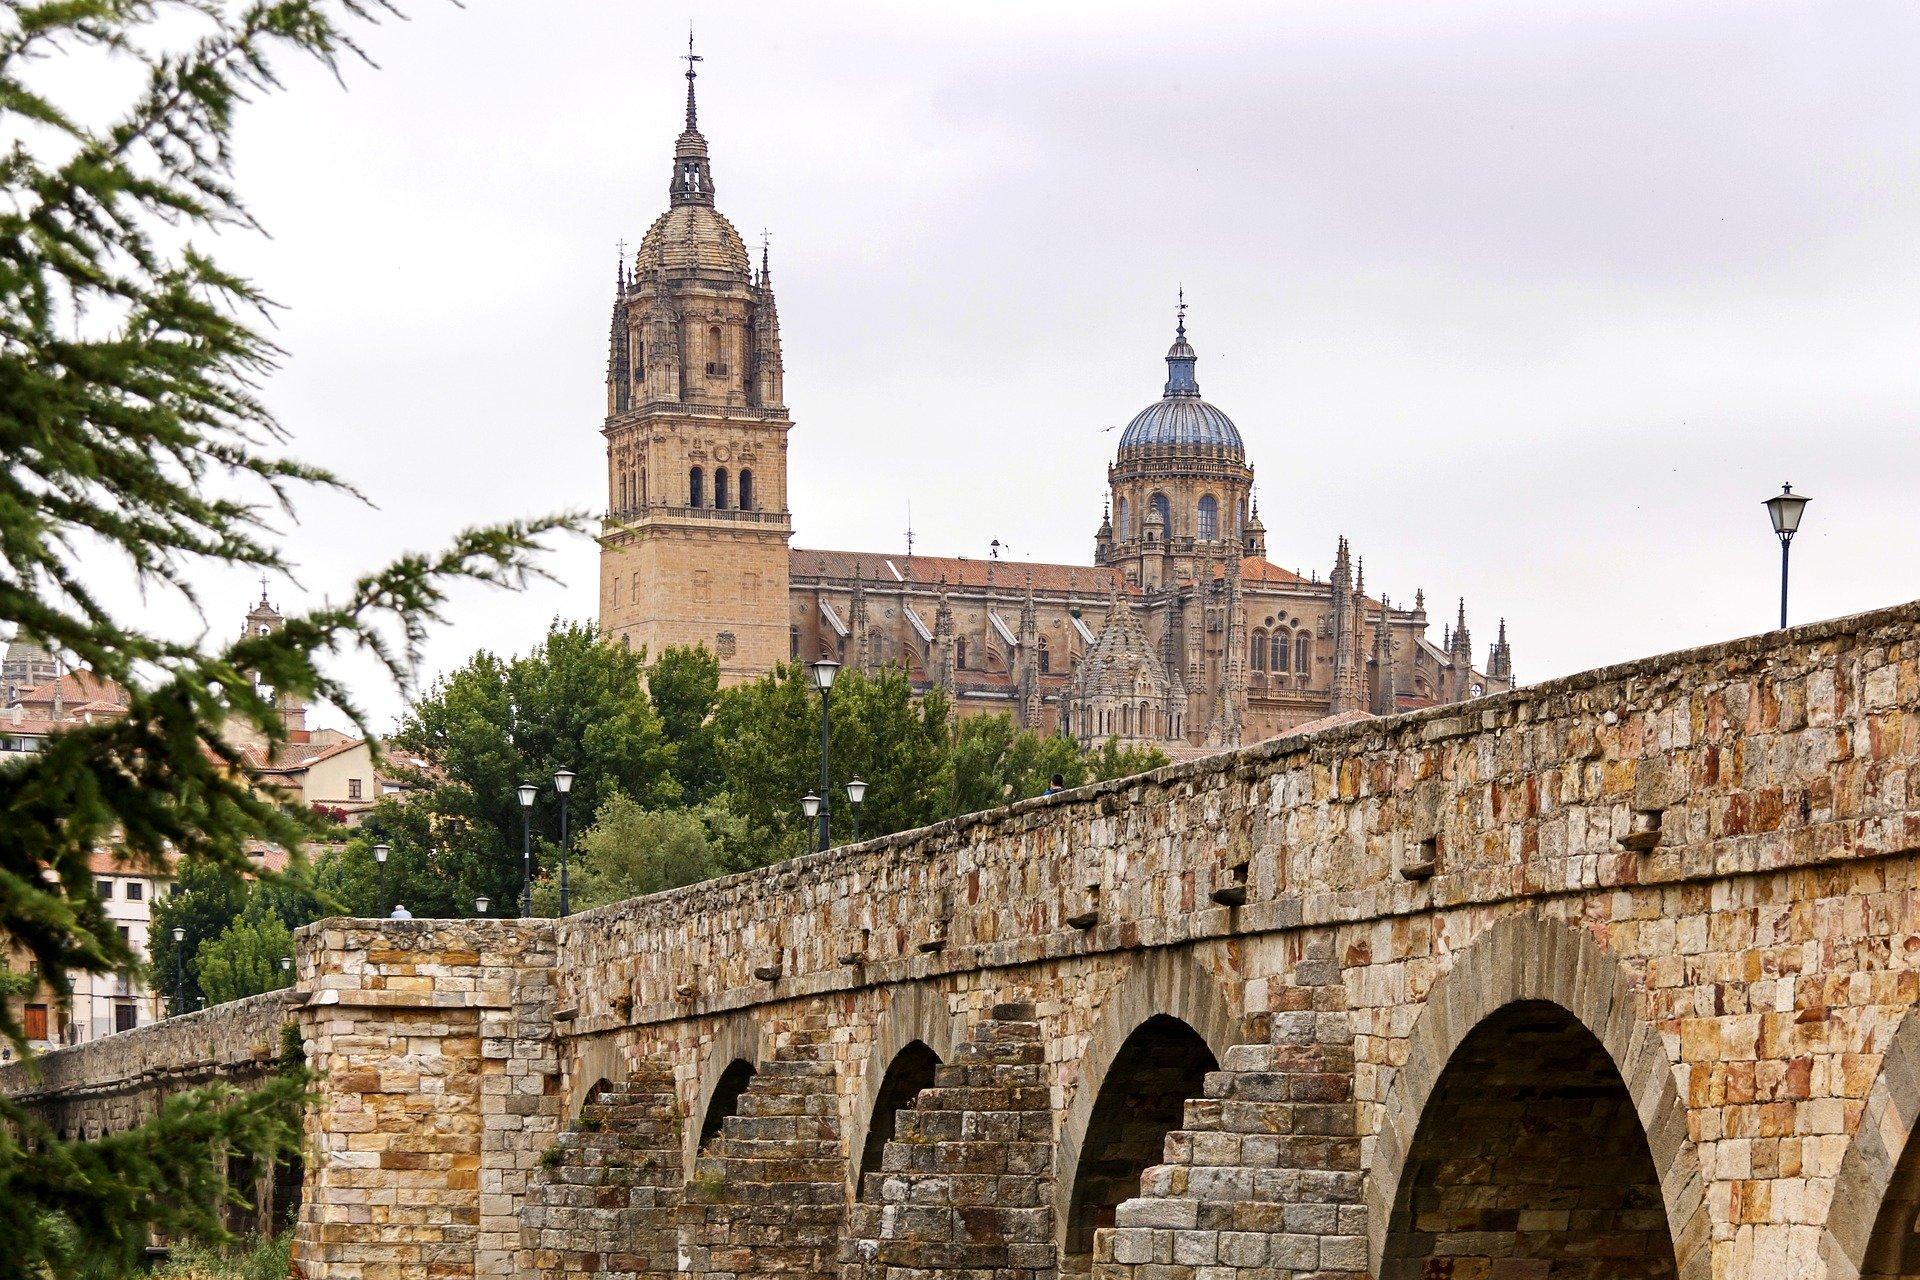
[1370,595,1398,716]
[1449,599,1475,701]
[1487,617,1513,687]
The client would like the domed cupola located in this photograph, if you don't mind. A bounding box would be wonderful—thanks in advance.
[1099,293,1256,578]
[1116,298,1245,461]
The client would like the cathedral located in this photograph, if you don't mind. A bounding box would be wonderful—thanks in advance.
[597,54,1514,759]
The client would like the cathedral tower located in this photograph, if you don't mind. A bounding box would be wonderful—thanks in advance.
[598,46,793,681]
[1098,296,1255,587]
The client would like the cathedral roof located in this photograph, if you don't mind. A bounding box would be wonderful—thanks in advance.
[1116,299,1245,460]
[792,549,1127,597]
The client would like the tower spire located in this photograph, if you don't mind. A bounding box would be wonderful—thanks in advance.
[682,27,702,131]
[668,35,715,207]
[1163,287,1200,397]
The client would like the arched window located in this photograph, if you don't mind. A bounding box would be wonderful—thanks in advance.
[1116,497,1131,539]
[956,638,968,670]
[790,626,800,659]
[708,325,723,361]
[1038,637,1051,673]
[1294,632,1310,674]
[688,466,705,508]
[637,467,645,504]
[714,467,730,510]
[738,468,754,510]
[1250,629,1267,671]
[1271,631,1289,673]
[1197,495,1219,540]
[1150,492,1172,535]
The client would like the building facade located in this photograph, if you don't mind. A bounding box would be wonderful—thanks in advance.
[597,57,1514,756]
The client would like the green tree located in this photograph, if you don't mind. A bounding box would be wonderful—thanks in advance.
[648,644,722,802]
[948,714,1087,815]
[0,4,570,1271]
[148,861,249,1014]
[1085,736,1171,782]
[195,903,295,1006]
[529,793,730,914]
[393,621,675,906]
[711,663,950,867]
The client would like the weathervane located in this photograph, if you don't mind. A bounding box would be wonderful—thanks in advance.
[682,27,702,81]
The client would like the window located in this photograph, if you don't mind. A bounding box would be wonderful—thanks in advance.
[790,626,800,659]
[1116,497,1131,538]
[1039,637,1051,673]
[1295,632,1311,674]
[714,467,730,510]
[125,881,143,902]
[738,469,754,510]
[1197,495,1219,540]
[114,1003,137,1034]
[24,1004,47,1042]
[96,879,112,899]
[956,638,968,670]
[348,778,363,800]
[689,466,705,508]
[116,925,129,947]
[1272,632,1290,673]
[1250,630,1266,671]
[1150,492,1172,535]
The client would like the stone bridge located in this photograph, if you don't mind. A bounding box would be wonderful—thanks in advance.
[15,601,1920,1279]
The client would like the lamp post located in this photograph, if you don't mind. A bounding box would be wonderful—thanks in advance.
[809,660,839,852]
[170,926,185,1017]
[516,782,537,917]
[846,778,867,843]
[1764,483,1811,630]
[279,956,291,987]
[475,894,491,917]
[801,792,820,848]
[553,768,576,917]
[372,842,390,917]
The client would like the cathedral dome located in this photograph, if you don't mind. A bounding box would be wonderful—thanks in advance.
[634,203,751,277]
[1116,305,1244,460]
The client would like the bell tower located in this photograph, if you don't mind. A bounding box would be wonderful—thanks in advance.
[598,43,793,681]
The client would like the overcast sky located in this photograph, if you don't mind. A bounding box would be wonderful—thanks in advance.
[73,1,1920,728]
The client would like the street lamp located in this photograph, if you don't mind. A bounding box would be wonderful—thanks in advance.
[553,767,576,917]
[170,926,185,1017]
[516,782,538,918]
[808,660,840,853]
[1764,483,1811,630]
[279,956,291,984]
[372,843,390,917]
[474,894,491,917]
[846,778,867,843]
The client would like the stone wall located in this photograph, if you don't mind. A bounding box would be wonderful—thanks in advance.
[291,918,559,1280]
[0,987,298,1137]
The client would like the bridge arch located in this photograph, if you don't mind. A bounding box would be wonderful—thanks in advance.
[1823,1003,1920,1279]
[847,983,957,1196]
[682,1014,766,1177]
[1369,911,1709,1280]
[1054,948,1243,1264]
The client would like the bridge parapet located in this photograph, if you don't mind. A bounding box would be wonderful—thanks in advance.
[0,986,298,1137]
[552,600,1920,1032]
